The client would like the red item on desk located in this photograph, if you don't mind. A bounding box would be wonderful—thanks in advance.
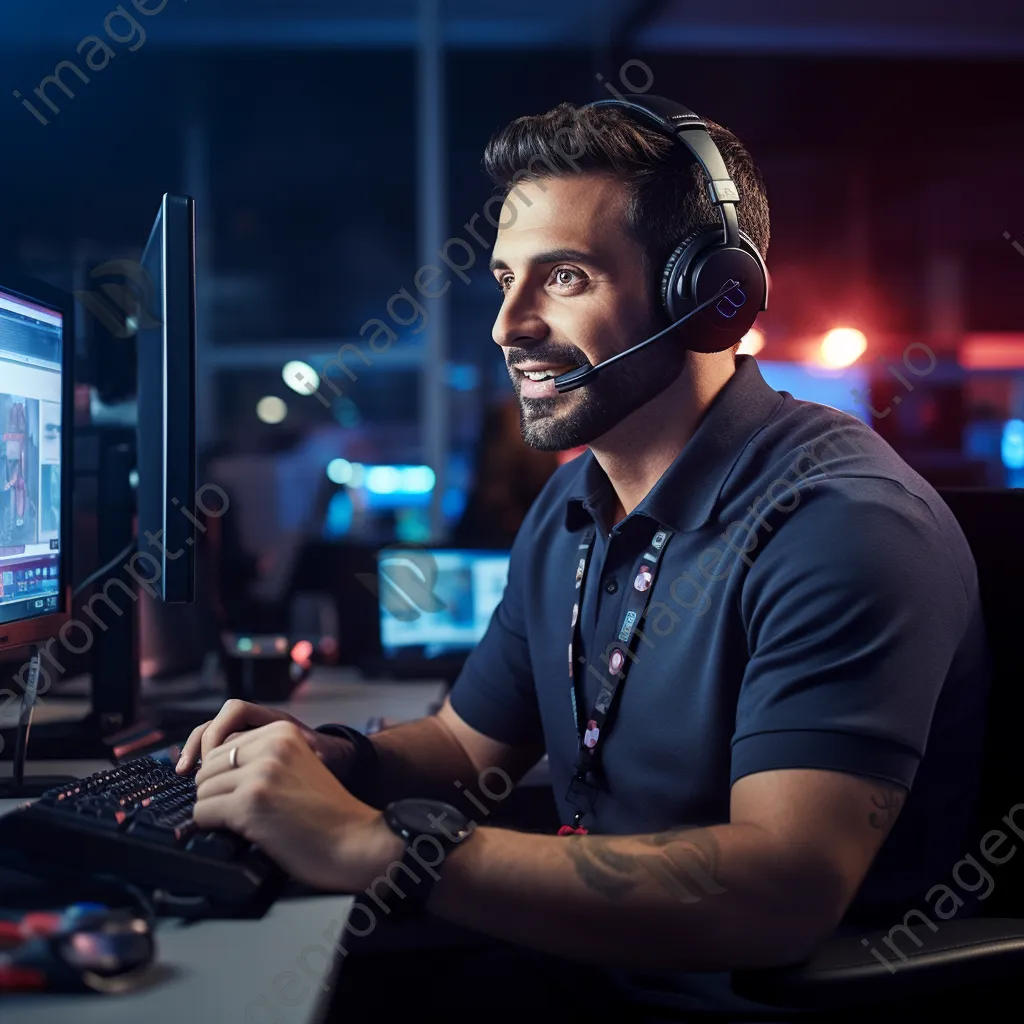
[0,912,63,942]
[0,964,48,990]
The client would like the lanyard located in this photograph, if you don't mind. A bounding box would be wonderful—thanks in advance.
[560,523,673,834]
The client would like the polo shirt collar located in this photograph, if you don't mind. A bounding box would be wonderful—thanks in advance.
[565,355,784,533]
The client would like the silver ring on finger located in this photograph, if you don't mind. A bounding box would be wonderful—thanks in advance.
[229,745,240,769]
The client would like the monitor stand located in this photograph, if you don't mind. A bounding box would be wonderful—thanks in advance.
[0,646,77,797]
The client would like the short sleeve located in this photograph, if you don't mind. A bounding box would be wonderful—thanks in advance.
[730,478,974,789]
[448,514,543,748]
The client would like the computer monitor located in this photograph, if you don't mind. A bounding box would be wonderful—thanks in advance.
[136,193,197,603]
[0,274,72,656]
[377,548,510,660]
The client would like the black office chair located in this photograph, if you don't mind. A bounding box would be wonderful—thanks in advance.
[732,488,1024,1019]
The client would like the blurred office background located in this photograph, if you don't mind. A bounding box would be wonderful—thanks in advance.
[0,0,1022,681]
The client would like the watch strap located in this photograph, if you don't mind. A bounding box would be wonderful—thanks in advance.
[314,724,378,798]
[392,845,434,918]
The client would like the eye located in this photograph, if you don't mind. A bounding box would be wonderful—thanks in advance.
[552,266,585,289]
[496,273,514,294]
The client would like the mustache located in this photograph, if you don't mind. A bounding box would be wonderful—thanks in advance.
[507,346,589,370]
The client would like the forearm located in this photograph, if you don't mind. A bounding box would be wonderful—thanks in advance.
[424,823,844,972]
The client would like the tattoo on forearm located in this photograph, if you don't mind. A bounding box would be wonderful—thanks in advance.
[565,827,727,903]
[868,786,904,830]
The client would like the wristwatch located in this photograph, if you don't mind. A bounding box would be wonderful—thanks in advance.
[314,724,378,797]
[380,798,475,918]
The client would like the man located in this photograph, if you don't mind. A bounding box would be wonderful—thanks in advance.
[177,99,989,1016]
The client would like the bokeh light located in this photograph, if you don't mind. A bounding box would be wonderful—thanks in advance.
[737,327,765,356]
[283,360,320,395]
[326,458,353,484]
[256,395,287,424]
[1001,419,1024,470]
[819,328,868,369]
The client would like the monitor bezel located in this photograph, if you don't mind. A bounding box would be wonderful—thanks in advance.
[0,271,73,656]
[136,192,197,604]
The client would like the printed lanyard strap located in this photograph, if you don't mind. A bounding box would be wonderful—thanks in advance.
[564,523,673,827]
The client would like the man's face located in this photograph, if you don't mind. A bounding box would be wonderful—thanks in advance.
[490,173,683,451]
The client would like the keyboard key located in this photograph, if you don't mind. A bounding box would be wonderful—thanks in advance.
[126,819,180,845]
[186,831,240,860]
[0,753,285,913]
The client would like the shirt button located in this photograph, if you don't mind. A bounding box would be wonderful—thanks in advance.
[604,579,618,594]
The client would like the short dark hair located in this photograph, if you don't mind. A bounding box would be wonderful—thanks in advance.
[482,101,770,352]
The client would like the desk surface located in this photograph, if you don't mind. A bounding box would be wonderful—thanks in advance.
[1,670,446,1023]
[3,896,353,1024]
[3,667,449,731]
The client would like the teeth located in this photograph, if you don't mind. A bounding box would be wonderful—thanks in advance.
[523,370,555,381]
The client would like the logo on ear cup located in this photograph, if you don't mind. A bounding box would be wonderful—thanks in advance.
[715,285,747,319]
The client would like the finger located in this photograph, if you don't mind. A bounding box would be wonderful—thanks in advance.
[191,792,244,833]
[193,724,280,784]
[194,736,249,785]
[176,721,211,772]
[194,763,246,801]
[198,700,260,762]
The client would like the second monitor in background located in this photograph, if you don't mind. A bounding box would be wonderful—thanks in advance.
[368,548,510,682]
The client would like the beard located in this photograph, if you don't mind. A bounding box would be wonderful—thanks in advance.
[507,326,687,452]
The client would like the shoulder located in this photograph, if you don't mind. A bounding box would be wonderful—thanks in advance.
[741,472,975,619]
[726,393,956,534]
[727,394,909,495]
[724,398,976,603]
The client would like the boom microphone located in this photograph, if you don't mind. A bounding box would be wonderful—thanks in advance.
[553,279,743,394]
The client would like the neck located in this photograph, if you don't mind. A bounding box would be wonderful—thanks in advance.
[589,353,737,527]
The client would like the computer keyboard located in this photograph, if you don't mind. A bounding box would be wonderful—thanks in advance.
[0,756,286,917]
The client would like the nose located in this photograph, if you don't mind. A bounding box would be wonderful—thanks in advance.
[492,281,548,351]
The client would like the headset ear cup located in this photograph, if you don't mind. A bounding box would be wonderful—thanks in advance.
[660,230,707,324]
[661,229,768,352]
[738,230,770,310]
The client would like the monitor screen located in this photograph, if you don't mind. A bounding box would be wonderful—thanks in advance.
[378,548,510,658]
[0,285,62,627]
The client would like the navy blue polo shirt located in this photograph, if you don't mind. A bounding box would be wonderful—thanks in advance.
[450,354,990,923]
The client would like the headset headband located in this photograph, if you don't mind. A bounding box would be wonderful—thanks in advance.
[583,96,742,250]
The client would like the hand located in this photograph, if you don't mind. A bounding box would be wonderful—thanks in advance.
[175,698,354,779]
[191,720,403,890]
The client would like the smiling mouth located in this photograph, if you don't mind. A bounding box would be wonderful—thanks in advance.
[518,365,579,382]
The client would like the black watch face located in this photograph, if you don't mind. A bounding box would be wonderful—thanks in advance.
[392,798,471,839]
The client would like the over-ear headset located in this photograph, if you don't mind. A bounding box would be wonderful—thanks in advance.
[581,95,769,353]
